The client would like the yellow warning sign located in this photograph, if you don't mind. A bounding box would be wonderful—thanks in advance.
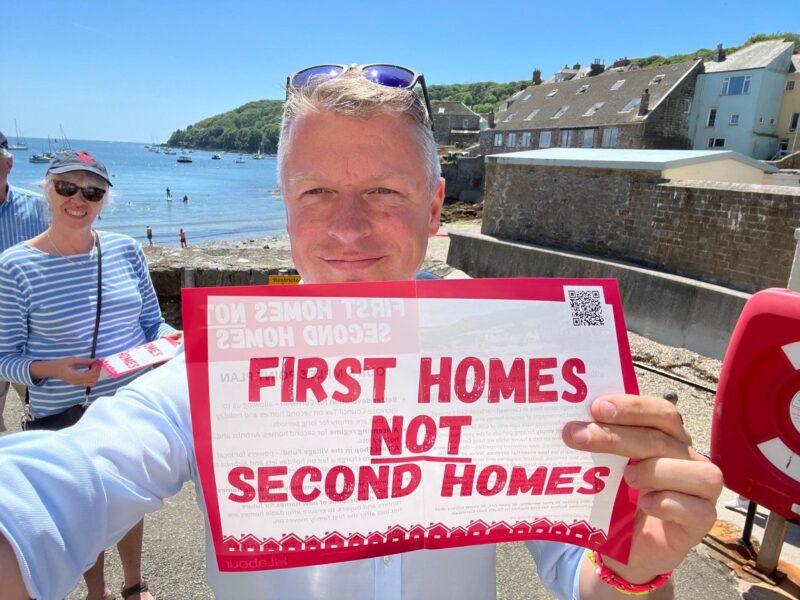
[268,274,302,285]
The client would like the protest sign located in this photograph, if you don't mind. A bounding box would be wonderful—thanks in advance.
[183,278,639,572]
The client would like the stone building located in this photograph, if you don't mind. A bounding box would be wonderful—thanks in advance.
[479,60,703,155]
[431,101,482,147]
[777,54,800,157]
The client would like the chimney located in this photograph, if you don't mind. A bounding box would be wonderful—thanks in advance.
[589,59,605,76]
[532,69,542,85]
[715,43,726,62]
[572,62,581,70]
[487,112,495,129]
[637,88,650,117]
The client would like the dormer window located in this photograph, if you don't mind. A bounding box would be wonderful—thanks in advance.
[576,85,590,94]
[524,109,540,121]
[546,89,559,98]
[502,112,517,123]
[610,80,626,91]
[522,93,532,102]
[620,97,642,113]
[552,106,569,119]
[583,102,605,116]
[649,74,665,85]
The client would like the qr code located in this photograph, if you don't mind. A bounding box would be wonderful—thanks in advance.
[568,289,604,326]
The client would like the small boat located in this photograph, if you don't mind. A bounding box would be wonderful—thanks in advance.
[251,152,265,160]
[9,120,28,151]
[163,148,177,155]
[29,154,51,164]
[177,155,192,163]
[235,155,245,164]
[211,153,221,160]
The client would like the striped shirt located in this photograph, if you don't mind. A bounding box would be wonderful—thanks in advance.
[0,231,174,416]
[0,185,50,253]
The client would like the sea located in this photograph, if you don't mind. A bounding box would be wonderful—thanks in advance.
[9,138,286,246]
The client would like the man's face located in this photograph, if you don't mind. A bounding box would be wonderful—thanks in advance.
[0,153,12,188]
[281,110,444,284]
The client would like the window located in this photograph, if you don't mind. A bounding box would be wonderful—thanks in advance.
[576,85,590,94]
[721,75,751,95]
[520,132,532,147]
[552,106,569,119]
[507,132,517,147]
[620,97,642,113]
[546,89,559,98]
[770,117,775,125]
[649,74,665,85]
[437,107,446,114]
[787,81,796,91]
[493,133,503,147]
[522,93,532,101]
[559,130,574,147]
[707,137,725,148]
[581,129,595,148]
[462,118,470,129]
[601,127,618,147]
[729,113,740,126]
[707,108,717,127]
[684,99,692,114]
[502,112,517,123]
[583,102,605,116]
[539,130,552,148]
[524,109,540,121]
[610,79,626,91]
[790,113,799,132]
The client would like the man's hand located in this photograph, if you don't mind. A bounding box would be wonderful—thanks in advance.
[29,357,102,387]
[563,394,723,593]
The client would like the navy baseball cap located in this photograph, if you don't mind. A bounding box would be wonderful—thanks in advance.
[46,150,113,186]
[0,132,8,150]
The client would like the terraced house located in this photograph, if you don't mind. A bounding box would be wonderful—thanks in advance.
[688,39,795,159]
[480,60,703,155]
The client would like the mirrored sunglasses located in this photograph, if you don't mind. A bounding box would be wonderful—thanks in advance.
[287,63,434,129]
[53,180,107,202]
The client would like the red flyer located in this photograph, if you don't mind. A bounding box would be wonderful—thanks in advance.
[97,336,181,379]
[182,278,639,572]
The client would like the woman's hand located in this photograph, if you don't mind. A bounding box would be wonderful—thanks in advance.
[164,330,184,344]
[29,357,102,387]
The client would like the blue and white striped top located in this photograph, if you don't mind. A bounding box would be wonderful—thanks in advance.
[0,231,174,416]
[0,185,50,253]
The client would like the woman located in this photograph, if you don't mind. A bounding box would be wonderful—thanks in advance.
[0,151,173,600]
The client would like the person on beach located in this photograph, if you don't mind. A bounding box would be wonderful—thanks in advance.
[0,66,722,600]
[165,186,171,200]
[146,224,153,246]
[182,194,188,203]
[179,227,187,248]
[0,131,49,433]
[0,151,181,600]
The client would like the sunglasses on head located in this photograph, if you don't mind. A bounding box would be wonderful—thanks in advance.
[287,64,434,129]
[53,180,107,202]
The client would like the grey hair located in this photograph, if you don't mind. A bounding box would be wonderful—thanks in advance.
[277,70,440,193]
[0,148,11,159]
[39,172,113,207]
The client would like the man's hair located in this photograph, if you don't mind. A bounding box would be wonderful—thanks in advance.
[278,71,440,193]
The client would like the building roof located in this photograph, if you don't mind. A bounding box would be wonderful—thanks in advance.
[431,101,479,117]
[791,55,800,73]
[486,147,778,173]
[491,60,701,132]
[703,40,795,73]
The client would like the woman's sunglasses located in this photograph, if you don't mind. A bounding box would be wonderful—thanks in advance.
[53,180,107,202]
[287,64,434,129]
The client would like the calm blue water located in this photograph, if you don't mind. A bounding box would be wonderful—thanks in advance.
[9,138,286,246]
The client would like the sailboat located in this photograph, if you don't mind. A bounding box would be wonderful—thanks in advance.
[55,125,72,155]
[8,120,28,151]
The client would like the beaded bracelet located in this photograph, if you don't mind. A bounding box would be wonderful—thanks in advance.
[588,550,673,596]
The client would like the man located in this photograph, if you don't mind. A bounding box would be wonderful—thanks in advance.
[0,131,49,433]
[146,224,153,246]
[0,66,722,599]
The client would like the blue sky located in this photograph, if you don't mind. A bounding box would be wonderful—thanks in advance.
[3,0,796,143]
